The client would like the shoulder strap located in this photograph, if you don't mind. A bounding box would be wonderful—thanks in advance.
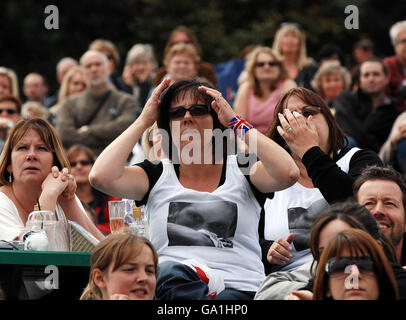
[85,90,112,125]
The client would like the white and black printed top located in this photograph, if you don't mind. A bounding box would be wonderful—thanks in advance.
[135,154,272,292]
[263,146,382,272]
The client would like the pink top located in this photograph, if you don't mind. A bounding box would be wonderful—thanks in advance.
[246,81,283,134]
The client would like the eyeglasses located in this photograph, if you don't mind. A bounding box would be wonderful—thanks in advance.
[0,108,16,115]
[255,61,280,68]
[70,160,93,167]
[168,104,211,119]
[325,256,375,278]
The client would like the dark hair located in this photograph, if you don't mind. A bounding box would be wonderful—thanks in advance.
[316,43,345,65]
[266,87,347,156]
[313,229,399,300]
[156,79,228,162]
[353,165,406,213]
[360,57,388,76]
[164,25,202,57]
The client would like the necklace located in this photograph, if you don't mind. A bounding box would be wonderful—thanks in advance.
[10,184,30,217]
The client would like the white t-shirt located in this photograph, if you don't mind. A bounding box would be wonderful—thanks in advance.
[0,193,84,251]
[264,147,360,271]
[144,155,265,292]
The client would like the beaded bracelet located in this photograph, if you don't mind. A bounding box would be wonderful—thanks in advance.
[228,115,255,138]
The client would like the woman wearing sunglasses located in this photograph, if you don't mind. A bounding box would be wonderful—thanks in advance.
[0,94,21,153]
[262,87,383,274]
[67,144,120,235]
[90,78,299,300]
[313,228,398,300]
[234,46,296,134]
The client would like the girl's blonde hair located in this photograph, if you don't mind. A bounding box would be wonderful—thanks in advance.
[80,233,158,300]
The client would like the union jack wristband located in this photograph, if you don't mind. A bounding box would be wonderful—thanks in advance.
[228,115,255,138]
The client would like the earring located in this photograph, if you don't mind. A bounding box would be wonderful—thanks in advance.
[9,173,12,183]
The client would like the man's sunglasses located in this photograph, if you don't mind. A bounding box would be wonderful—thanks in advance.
[168,104,211,119]
[70,160,93,167]
[325,256,375,278]
[0,108,17,115]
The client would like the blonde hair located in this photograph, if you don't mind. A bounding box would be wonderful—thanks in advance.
[0,67,19,98]
[163,43,201,67]
[21,101,49,119]
[80,233,158,300]
[244,46,289,97]
[272,25,313,70]
[58,66,86,104]
[311,60,351,95]
[89,39,120,66]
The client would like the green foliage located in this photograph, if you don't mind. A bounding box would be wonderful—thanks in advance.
[0,0,403,94]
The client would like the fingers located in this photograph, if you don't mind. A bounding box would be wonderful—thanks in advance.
[290,290,314,300]
[152,78,171,100]
[267,237,293,265]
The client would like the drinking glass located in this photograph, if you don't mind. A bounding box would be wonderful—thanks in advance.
[108,200,126,234]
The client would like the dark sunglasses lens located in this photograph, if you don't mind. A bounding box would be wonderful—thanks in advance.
[328,257,374,277]
[168,108,186,119]
[190,105,209,116]
[0,109,16,114]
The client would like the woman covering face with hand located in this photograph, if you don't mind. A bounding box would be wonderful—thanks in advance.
[90,78,299,300]
[0,118,104,247]
[262,87,382,274]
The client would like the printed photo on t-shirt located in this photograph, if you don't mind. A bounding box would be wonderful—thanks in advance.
[167,201,237,248]
[287,199,328,251]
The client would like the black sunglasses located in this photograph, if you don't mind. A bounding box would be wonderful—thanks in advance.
[168,104,211,119]
[0,108,16,115]
[326,256,375,278]
[256,61,279,68]
[70,160,93,167]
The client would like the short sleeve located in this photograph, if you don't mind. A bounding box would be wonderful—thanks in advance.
[133,159,163,206]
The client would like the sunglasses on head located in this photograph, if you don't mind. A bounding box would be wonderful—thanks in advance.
[325,256,375,278]
[256,61,279,68]
[70,160,93,167]
[0,108,16,115]
[168,104,211,119]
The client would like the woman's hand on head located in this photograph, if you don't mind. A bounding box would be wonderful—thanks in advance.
[277,109,319,159]
[138,78,171,128]
[198,86,236,127]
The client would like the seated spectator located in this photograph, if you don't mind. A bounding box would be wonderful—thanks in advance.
[351,39,375,91]
[122,44,157,116]
[89,39,131,94]
[384,20,406,110]
[154,25,218,88]
[353,166,406,266]
[56,50,137,156]
[67,144,121,234]
[255,201,403,300]
[313,229,399,300]
[0,67,20,98]
[310,60,351,109]
[262,87,382,274]
[48,66,87,126]
[0,94,22,153]
[23,72,54,108]
[89,79,299,300]
[233,46,296,133]
[272,23,313,81]
[334,57,401,152]
[80,233,158,300]
[0,118,104,247]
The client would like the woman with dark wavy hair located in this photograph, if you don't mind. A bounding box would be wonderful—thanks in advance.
[261,87,382,274]
[90,78,299,300]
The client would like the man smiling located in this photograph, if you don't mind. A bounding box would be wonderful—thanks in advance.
[354,166,406,266]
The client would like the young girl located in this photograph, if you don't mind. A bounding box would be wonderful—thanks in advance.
[80,233,158,300]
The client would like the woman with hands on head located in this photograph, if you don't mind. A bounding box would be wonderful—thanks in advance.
[90,78,299,300]
[0,118,104,248]
[262,87,383,274]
